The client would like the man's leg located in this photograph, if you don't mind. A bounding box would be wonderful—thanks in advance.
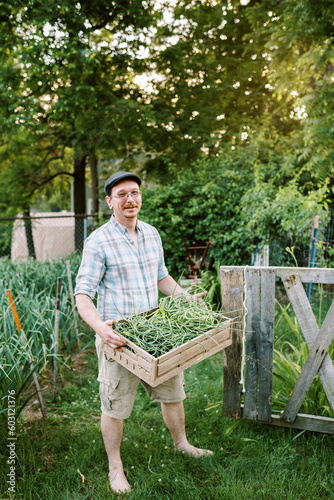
[101,413,131,493]
[161,401,213,457]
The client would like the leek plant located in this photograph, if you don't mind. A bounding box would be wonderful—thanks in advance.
[0,254,93,426]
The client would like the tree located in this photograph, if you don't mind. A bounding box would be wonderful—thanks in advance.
[134,0,333,203]
[136,0,292,172]
[0,0,159,247]
[245,0,334,192]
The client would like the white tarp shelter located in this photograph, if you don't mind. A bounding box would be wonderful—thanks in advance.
[11,212,75,262]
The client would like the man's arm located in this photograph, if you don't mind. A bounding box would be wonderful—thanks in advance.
[75,293,127,349]
[158,275,185,296]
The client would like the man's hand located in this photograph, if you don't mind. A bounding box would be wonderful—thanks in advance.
[76,294,128,350]
[193,290,207,301]
[96,320,128,350]
[187,290,207,302]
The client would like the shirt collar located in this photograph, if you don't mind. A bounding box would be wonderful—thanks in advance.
[110,215,142,233]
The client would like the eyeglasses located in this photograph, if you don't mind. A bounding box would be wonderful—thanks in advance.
[111,190,142,200]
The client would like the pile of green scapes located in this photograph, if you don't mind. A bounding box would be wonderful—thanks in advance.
[115,293,227,357]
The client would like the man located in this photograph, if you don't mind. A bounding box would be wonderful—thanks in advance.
[75,171,212,494]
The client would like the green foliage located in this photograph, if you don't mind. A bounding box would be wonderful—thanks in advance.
[146,0,281,165]
[273,299,334,418]
[0,0,159,215]
[140,152,253,276]
[0,254,93,425]
[201,261,223,310]
[241,180,329,265]
[0,219,13,257]
[1,0,334,217]
[251,0,334,188]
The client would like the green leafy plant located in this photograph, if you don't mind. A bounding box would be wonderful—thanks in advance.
[0,254,93,426]
[272,300,333,418]
[200,261,222,309]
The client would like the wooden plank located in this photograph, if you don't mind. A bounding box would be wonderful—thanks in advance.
[221,268,244,418]
[278,268,334,284]
[221,266,334,284]
[282,273,334,414]
[243,268,260,420]
[158,321,230,363]
[258,269,275,422]
[154,335,233,386]
[105,347,154,372]
[270,413,334,434]
[241,407,334,434]
[157,327,232,376]
[282,298,334,423]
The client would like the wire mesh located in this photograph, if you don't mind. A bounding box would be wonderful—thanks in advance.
[0,214,109,261]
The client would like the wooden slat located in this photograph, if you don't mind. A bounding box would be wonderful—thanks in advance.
[241,407,334,434]
[282,273,334,414]
[103,343,155,372]
[157,328,232,376]
[258,269,275,422]
[278,268,334,284]
[269,413,334,434]
[243,268,260,420]
[221,266,334,284]
[158,321,230,363]
[154,335,233,385]
[221,268,244,419]
[283,298,334,423]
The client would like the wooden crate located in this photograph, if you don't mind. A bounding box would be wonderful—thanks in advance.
[102,314,233,387]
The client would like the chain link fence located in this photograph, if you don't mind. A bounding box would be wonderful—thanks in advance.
[0,214,109,261]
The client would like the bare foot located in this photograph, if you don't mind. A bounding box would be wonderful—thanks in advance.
[175,443,213,458]
[109,466,131,494]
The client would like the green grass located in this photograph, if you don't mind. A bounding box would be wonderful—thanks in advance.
[1,350,333,500]
[1,260,334,499]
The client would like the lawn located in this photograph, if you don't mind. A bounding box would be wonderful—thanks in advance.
[1,348,333,500]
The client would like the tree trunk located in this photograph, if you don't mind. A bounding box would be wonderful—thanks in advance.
[89,149,99,215]
[24,208,36,259]
[74,155,87,252]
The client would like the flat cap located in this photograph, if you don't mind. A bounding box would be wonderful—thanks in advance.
[104,171,142,196]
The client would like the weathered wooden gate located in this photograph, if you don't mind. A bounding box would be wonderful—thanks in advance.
[220,266,334,434]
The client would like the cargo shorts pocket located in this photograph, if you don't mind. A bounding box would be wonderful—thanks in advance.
[98,374,120,411]
[97,374,120,391]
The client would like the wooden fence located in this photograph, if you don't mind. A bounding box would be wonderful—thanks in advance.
[220,266,334,435]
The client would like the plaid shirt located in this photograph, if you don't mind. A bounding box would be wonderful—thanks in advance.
[75,216,169,322]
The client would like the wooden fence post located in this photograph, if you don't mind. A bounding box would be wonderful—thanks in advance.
[258,268,275,421]
[243,268,260,420]
[220,267,244,419]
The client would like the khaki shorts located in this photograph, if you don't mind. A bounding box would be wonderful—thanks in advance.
[96,336,186,419]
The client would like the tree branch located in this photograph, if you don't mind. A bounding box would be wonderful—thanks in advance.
[31,171,74,196]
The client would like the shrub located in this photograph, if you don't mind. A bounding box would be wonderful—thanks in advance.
[140,153,253,276]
